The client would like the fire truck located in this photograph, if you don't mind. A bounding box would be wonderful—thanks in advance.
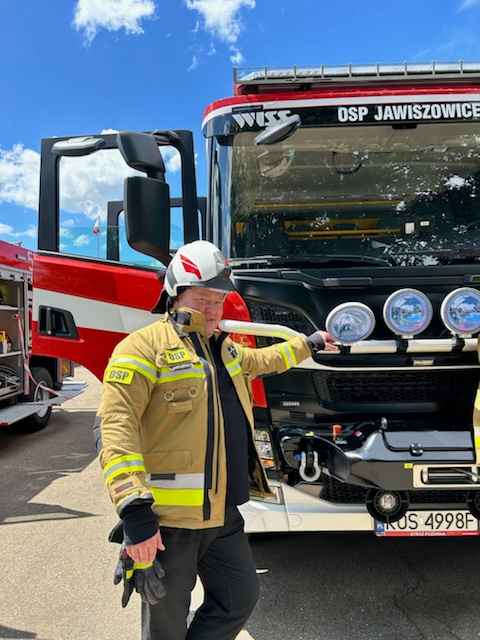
[0,239,85,430]
[34,61,480,536]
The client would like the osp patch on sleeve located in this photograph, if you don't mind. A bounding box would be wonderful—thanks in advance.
[165,348,191,365]
[105,366,134,385]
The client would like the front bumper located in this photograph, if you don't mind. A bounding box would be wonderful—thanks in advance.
[275,427,480,524]
[240,480,374,533]
[280,427,477,491]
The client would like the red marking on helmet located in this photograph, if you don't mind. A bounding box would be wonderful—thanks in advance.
[180,254,202,280]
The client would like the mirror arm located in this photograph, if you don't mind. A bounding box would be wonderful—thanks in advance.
[153,130,199,243]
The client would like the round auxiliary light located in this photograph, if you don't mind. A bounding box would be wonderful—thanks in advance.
[325,302,375,345]
[440,287,480,337]
[383,288,433,338]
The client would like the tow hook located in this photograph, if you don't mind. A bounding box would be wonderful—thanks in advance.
[299,440,322,482]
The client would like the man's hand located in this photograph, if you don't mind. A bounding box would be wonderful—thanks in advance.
[126,529,165,564]
[114,543,166,607]
[307,330,339,353]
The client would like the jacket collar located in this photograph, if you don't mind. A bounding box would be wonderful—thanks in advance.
[167,307,210,341]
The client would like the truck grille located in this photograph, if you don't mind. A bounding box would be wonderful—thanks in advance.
[321,477,469,505]
[312,369,479,403]
[246,299,316,347]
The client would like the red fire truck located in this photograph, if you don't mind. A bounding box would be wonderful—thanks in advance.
[33,61,480,536]
[0,239,84,430]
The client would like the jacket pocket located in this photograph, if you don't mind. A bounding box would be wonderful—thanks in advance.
[167,400,193,414]
[144,450,192,474]
[158,376,205,414]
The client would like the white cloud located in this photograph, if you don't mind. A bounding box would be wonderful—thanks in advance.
[0,222,37,241]
[0,144,40,210]
[185,0,255,43]
[73,0,156,43]
[58,149,134,217]
[459,0,480,9]
[188,55,200,72]
[230,48,244,65]
[73,234,92,247]
[0,223,14,235]
[24,226,37,239]
[162,148,182,173]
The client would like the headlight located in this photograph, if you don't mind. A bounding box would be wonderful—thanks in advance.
[325,302,375,345]
[440,287,480,337]
[383,288,433,338]
[254,429,275,468]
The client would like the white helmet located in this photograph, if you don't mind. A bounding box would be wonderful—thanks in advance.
[153,240,235,313]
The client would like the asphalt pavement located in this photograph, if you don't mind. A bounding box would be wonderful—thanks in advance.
[0,367,251,640]
[2,367,480,640]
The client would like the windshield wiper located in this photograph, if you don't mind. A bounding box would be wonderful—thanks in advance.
[230,253,392,267]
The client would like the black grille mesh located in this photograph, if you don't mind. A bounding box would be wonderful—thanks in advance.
[312,369,479,403]
[246,299,316,347]
[321,477,469,505]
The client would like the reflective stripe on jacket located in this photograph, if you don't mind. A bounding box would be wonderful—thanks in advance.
[97,307,313,530]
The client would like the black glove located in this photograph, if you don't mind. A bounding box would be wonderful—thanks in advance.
[306,331,326,353]
[113,542,166,607]
[113,543,135,608]
[108,519,124,544]
[131,555,166,604]
[110,520,166,607]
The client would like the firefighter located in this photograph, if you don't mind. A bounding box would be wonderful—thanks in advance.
[94,240,338,640]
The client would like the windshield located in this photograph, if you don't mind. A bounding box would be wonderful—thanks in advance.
[212,121,480,267]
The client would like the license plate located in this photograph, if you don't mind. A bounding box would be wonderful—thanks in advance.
[376,510,479,537]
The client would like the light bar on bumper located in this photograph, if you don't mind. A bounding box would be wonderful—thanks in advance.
[219,319,477,354]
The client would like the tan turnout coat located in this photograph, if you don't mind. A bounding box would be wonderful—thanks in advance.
[97,307,312,530]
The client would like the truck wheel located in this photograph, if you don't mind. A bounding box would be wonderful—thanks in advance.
[22,367,53,431]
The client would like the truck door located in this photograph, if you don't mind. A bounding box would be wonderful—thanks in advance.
[33,131,201,380]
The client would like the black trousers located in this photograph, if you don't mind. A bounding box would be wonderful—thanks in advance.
[142,507,260,640]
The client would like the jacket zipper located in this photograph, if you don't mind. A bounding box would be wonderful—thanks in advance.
[189,332,216,521]
[210,334,229,496]
[200,334,223,496]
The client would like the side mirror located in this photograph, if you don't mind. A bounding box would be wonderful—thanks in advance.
[117,131,166,180]
[124,176,171,264]
[254,114,301,146]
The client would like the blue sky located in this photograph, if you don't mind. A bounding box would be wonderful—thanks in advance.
[2,0,480,254]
